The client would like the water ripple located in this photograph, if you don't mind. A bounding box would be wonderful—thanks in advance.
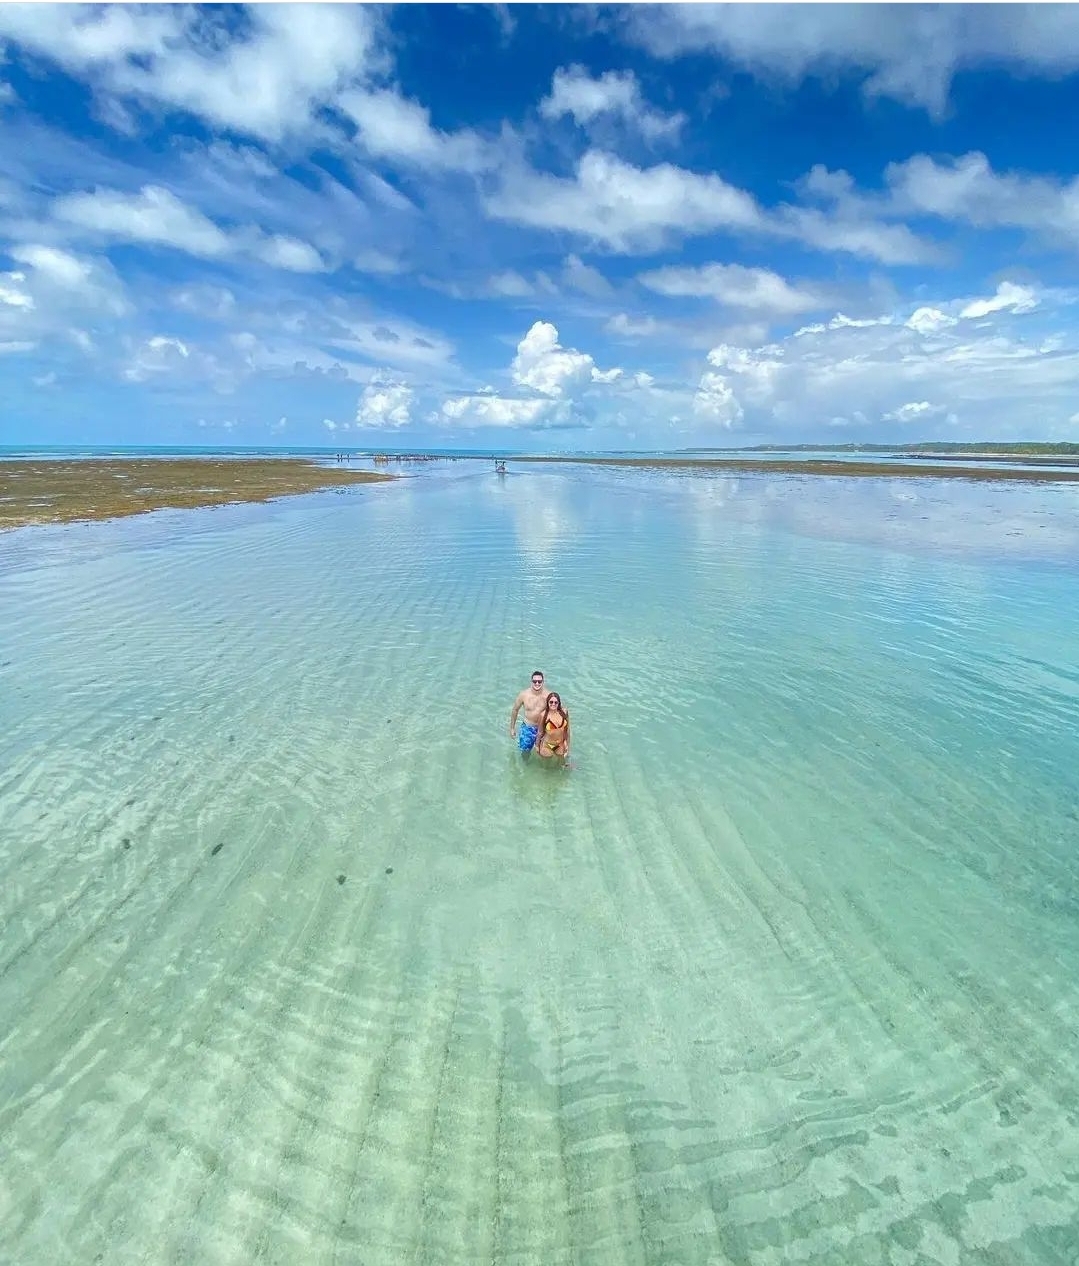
[2,470,1079,1263]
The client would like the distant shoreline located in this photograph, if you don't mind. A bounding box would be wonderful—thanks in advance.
[0,458,392,531]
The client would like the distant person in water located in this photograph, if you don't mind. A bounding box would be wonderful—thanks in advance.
[508,670,555,754]
[535,691,570,763]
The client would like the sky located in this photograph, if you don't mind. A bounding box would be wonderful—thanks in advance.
[3,3,1079,451]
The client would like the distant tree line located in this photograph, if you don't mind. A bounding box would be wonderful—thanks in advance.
[707,442,1079,455]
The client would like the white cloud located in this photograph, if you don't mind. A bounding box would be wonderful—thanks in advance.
[638,262,822,315]
[906,306,956,335]
[123,335,190,382]
[486,150,762,253]
[540,65,684,142]
[435,320,629,431]
[512,321,597,397]
[775,204,941,266]
[440,394,559,429]
[10,244,128,314]
[960,281,1039,320]
[686,292,1079,439]
[606,312,664,340]
[356,376,413,428]
[0,271,33,310]
[883,401,952,424]
[0,4,379,142]
[487,149,934,264]
[618,5,1079,117]
[886,152,1079,251]
[253,234,325,273]
[338,87,493,173]
[54,185,231,257]
[329,316,454,371]
[0,245,128,356]
[693,373,743,426]
[51,184,326,272]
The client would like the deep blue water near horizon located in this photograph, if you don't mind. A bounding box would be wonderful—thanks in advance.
[2,460,1079,1263]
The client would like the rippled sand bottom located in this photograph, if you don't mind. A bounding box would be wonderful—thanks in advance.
[2,469,1079,1264]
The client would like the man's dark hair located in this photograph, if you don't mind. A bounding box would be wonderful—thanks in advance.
[532,669,544,679]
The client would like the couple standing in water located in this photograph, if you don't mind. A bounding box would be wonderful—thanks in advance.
[508,670,571,764]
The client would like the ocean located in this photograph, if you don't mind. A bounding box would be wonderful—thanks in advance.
[2,458,1079,1263]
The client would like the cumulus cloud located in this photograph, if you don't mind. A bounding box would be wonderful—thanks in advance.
[355,376,413,428]
[435,321,630,431]
[905,306,956,335]
[690,292,1079,438]
[618,5,1079,117]
[693,369,743,427]
[539,65,684,142]
[511,321,598,396]
[439,394,559,429]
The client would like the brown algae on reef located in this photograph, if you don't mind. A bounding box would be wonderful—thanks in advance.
[0,458,393,530]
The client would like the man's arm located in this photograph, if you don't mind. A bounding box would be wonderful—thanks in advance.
[508,691,524,735]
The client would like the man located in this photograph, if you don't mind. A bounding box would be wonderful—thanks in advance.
[508,669,554,754]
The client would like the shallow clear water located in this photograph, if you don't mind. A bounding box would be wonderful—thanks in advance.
[2,463,1079,1265]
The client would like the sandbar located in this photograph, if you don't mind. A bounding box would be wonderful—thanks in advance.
[0,458,393,531]
[521,455,1079,482]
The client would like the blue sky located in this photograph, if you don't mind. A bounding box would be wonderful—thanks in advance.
[3,4,1079,451]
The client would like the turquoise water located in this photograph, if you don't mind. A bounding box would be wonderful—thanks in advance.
[2,462,1079,1264]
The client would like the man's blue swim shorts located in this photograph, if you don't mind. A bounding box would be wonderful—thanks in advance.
[518,722,538,753]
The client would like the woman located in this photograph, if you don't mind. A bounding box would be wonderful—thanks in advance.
[536,691,570,762]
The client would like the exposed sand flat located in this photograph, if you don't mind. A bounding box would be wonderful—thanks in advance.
[521,455,1079,482]
[0,459,393,530]
[904,451,1079,465]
